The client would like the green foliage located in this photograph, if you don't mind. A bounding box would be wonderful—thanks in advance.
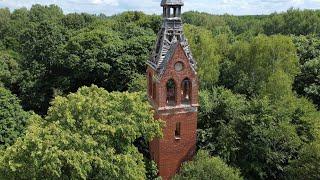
[0,50,21,89]
[198,88,246,162]
[264,9,320,35]
[145,159,161,180]
[1,4,320,180]
[0,87,30,150]
[260,70,294,101]
[286,142,320,180]
[183,11,227,31]
[174,150,243,180]
[0,5,158,115]
[292,35,320,64]
[61,13,97,30]
[221,35,299,96]
[63,24,155,92]
[0,8,10,41]
[198,87,319,179]
[29,4,64,23]
[184,24,221,88]
[128,73,147,93]
[0,85,163,179]
[299,58,320,107]
[184,9,320,36]
[17,21,67,114]
[293,35,320,108]
[111,11,162,33]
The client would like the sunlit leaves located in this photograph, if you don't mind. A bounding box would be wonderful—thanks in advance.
[174,150,243,180]
[0,86,163,179]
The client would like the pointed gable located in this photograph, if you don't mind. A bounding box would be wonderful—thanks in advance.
[157,42,196,76]
[147,0,196,78]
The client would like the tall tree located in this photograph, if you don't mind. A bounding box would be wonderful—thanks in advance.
[174,150,243,180]
[293,35,320,108]
[184,24,221,88]
[0,87,31,150]
[286,142,320,180]
[221,35,299,97]
[0,85,163,179]
[0,50,21,91]
[198,87,319,179]
[18,21,67,114]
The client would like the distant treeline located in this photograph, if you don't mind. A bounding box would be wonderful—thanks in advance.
[0,4,319,180]
[183,8,320,36]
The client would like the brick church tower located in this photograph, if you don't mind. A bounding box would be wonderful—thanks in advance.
[147,0,199,179]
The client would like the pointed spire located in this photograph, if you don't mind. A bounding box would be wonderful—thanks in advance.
[147,0,196,76]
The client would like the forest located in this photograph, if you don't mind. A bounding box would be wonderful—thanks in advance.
[0,4,320,180]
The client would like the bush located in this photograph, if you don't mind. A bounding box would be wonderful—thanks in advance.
[174,150,242,180]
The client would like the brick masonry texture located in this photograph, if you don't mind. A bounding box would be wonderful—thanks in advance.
[148,44,198,180]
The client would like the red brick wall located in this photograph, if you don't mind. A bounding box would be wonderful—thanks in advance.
[157,45,199,108]
[156,112,197,179]
[148,44,199,180]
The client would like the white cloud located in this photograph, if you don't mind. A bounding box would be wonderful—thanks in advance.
[91,0,119,6]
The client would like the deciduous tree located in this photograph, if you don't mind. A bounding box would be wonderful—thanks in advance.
[0,87,30,150]
[0,86,163,179]
[174,150,243,180]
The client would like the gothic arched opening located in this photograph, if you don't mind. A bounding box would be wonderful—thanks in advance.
[181,78,191,105]
[166,79,176,106]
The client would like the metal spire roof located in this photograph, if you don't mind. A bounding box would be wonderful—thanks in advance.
[147,0,196,77]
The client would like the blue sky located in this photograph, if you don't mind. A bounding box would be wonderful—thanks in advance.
[1,0,320,15]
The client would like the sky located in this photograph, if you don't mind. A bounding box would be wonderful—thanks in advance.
[1,0,320,16]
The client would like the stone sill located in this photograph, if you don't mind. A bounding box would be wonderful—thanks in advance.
[158,104,199,111]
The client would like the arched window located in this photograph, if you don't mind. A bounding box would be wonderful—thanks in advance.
[148,73,152,97]
[166,79,176,106]
[181,78,191,104]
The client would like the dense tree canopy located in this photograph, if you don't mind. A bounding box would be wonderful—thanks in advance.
[220,35,299,97]
[0,87,30,150]
[0,50,21,90]
[0,4,320,180]
[293,35,320,108]
[184,24,222,88]
[174,150,243,180]
[286,142,320,180]
[0,86,163,179]
[198,87,320,179]
[0,6,157,114]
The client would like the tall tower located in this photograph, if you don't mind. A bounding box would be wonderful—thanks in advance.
[147,0,199,179]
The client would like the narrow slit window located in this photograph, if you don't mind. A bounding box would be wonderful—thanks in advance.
[175,122,181,139]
